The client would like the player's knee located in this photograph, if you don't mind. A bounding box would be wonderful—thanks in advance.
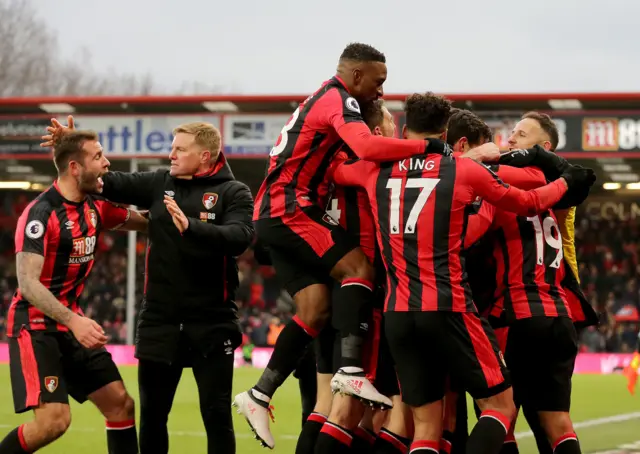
[103,387,136,421]
[37,406,71,442]
[295,286,331,330]
[120,393,136,420]
[539,411,574,441]
[332,248,375,282]
[493,391,517,421]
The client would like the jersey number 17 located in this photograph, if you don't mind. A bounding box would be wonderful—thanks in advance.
[386,177,440,235]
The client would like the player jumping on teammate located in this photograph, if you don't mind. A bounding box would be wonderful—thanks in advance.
[331,93,595,454]
[234,43,442,450]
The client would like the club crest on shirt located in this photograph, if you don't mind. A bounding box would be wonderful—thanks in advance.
[44,376,58,393]
[86,209,98,228]
[202,193,218,210]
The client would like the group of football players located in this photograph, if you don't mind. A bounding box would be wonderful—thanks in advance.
[233,42,598,454]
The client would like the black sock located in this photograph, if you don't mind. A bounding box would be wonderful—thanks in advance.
[106,420,139,454]
[374,429,410,454]
[314,422,353,454]
[410,440,440,453]
[334,279,374,370]
[352,426,376,453]
[255,315,318,398]
[552,433,581,454]
[466,410,509,454]
[0,426,30,454]
[500,437,519,454]
[295,413,326,454]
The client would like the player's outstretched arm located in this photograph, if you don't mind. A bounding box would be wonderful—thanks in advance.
[113,210,149,233]
[17,252,76,326]
[463,159,568,216]
[101,171,158,209]
[181,183,255,256]
[332,159,374,188]
[491,165,548,190]
[322,89,425,162]
[336,122,427,162]
[94,200,149,233]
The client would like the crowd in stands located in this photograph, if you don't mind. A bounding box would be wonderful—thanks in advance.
[0,190,638,353]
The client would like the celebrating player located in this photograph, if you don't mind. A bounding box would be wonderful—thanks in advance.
[0,131,147,454]
[299,100,407,454]
[234,42,439,449]
[447,109,597,454]
[331,93,595,454]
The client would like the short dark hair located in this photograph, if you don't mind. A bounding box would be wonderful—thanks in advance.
[522,111,559,151]
[447,109,493,147]
[53,130,98,172]
[340,43,386,63]
[404,92,452,135]
[361,100,385,131]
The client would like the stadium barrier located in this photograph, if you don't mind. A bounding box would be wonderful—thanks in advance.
[0,343,637,373]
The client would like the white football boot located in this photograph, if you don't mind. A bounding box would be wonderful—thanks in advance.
[232,390,276,449]
[330,368,393,409]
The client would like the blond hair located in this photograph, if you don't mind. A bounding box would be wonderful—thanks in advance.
[173,122,221,156]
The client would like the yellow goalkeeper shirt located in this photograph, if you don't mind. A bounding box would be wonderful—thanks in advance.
[555,207,579,283]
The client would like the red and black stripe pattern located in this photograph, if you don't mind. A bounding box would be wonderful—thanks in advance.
[372,154,475,313]
[325,182,376,263]
[489,209,571,321]
[7,182,129,337]
[254,77,363,220]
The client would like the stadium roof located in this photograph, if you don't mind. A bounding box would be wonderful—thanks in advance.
[3,92,640,115]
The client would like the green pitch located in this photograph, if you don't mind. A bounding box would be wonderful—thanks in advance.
[0,365,638,453]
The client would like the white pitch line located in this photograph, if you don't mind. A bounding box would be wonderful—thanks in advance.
[2,411,639,442]
[0,423,298,440]
[514,411,640,439]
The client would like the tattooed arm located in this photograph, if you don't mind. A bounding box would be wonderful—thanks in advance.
[17,252,76,326]
[16,252,108,348]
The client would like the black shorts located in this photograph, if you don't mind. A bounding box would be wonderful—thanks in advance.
[385,311,510,407]
[255,204,359,296]
[9,329,123,413]
[505,316,578,412]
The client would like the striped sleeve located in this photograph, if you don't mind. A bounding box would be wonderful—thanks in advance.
[15,201,52,256]
[94,199,130,230]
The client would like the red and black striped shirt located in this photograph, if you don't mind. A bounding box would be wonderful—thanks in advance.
[253,77,427,220]
[489,208,571,321]
[325,183,376,264]
[464,165,572,321]
[332,140,568,313]
[7,182,130,337]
